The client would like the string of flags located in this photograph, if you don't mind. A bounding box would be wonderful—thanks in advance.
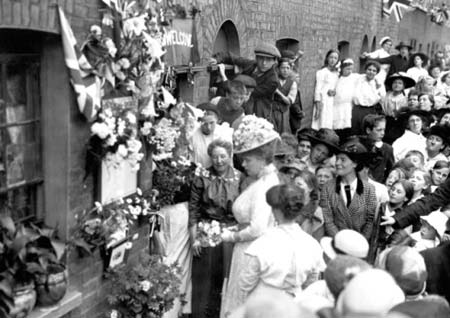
[382,0,450,25]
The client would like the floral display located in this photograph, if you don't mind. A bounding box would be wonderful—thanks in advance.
[87,106,144,172]
[107,252,183,318]
[71,188,159,253]
[152,156,197,206]
[233,115,280,153]
[196,220,223,248]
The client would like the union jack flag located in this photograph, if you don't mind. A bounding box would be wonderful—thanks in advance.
[58,7,101,122]
[383,0,412,22]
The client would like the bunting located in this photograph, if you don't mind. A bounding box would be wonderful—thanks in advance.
[58,7,102,122]
[383,0,412,22]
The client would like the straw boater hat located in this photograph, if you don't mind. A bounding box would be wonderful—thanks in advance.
[254,42,281,59]
[307,128,340,155]
[385,72,416,90]
[233,115,280,154]
[379,36,392,46]
[320,229,370,260]
[395,41,413,51]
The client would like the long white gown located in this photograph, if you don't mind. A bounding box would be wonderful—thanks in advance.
[220,164,279,317]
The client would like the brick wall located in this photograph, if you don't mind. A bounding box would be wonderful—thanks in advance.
[187,0,450,127]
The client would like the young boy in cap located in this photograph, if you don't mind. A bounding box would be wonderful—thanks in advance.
[212,42,280,123]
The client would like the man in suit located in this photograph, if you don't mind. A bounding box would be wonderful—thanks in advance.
[372,41,412,81]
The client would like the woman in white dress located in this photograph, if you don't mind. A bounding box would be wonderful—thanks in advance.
[220,115,281,317]
[239,184,325,300]
[312,49,340,130]
[333,58,359,140]
[362,36,392,84]
[407,53,430,83]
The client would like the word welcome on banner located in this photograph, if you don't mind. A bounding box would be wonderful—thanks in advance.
[163,18,199,66]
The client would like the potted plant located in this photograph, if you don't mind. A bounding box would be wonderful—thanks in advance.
[0,214,37,318]
[106,252,183,318]
[24,224,68,307]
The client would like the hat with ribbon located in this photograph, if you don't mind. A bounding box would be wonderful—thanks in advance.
[385,72,416,90]
[233,115,280,154]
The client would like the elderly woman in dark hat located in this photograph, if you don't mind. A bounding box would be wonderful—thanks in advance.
[305,128,340,173]
[320,139,377,241]
[407,52,430,83]
[392,109,430,161]
[212,42,281,123]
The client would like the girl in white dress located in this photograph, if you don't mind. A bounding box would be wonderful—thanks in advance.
[407,53,429,83]
[333,58,358,139]
[312,49,340,130]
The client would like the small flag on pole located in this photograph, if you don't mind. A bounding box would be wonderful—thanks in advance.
[383,0,411,22]
[58,6,101,122]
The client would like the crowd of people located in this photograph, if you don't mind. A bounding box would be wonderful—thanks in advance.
[171,38,450,318]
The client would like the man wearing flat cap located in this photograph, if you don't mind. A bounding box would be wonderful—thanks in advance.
[212,42,280,123]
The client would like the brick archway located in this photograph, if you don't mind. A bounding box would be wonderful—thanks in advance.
[199,0,248,60]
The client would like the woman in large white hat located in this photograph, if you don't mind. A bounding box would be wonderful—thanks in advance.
[220,115,281,317]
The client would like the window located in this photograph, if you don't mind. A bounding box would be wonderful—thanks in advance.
[338,41,350,59]
[0,55,42,221]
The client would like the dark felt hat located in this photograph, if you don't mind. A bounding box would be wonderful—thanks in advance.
[337,137,375,164]
[254,42,281,59]
[296,128,317,142]
[307,128,340,155]
[425,124,450,145]
[196,102,218,116]
[397,109,433,128]
[395,41,413,50]
[385,72,416,90]
[280,49,296,59]
[233,74,257,88]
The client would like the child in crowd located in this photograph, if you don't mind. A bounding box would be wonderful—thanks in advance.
[404,150,425,169]
[430,160,450,192]
[272,58,299,133]
[293,170,324,240]
[411,211,449,251]
[362,114,395,183]
[382,180,415,245]
[407,89,420,109]
[315,165,335,191]
[213,80,247,129]
[424,125,450,171]
[385,167,408,189]
[418,93,434,111]
[333,58,358,140]
[408,168,431,204]
[296,129,314,163]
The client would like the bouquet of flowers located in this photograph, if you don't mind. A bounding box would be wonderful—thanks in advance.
[196,220,223,247]
[71,188,159,254]
[87,107,144,173]
[107,252,183,318]
[152,156,196,206]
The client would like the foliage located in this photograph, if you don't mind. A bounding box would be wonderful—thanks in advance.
[0,215,66,316]
[106,252,183,318]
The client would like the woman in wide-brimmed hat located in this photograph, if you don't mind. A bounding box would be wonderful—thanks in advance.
[392,109,431,161]
[220,115,281,316]
[305,128,340,173]
[319,138,378,241]
[407,52,430,83]
[373,41,413,80]
[383,73,416,143]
